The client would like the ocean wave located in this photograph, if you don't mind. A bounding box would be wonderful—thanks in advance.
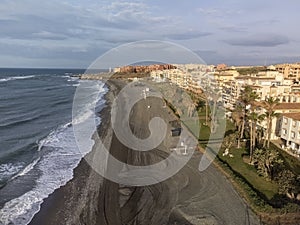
[67,77,78,82]
[0,81,107,225]
[0,115,42,128]
[11,158,40,180]
[72,109,95,125]
[0,75,36,83]
[0,121,88,225]
[0,163,25,184]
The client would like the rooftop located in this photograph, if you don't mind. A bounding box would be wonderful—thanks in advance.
[275,103,300,110]
[282,113,300,121]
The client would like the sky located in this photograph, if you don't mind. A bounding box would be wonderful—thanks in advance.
[0,0,299,68]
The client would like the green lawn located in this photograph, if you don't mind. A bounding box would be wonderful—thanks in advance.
[183,109,234,143]
[218,148,278,200]
[218,120,278,200]
[183,111,279,200]
[182,119,210,140]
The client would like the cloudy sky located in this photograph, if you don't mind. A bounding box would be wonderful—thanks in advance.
[0,0,299,68]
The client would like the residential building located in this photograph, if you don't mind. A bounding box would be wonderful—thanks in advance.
[257,103,300,141]
[216,64,227,71]
[275,63,300,79]
[280,113,300,155]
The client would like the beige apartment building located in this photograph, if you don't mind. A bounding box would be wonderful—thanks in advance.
[150,68,190,89]
[276,63,300,79]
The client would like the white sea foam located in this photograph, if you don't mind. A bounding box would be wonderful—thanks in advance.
[0,75,36,83]
[65,83,80,87]
[0,123,96,225]
[11,158,40,180]
[0,81,107,225]
[0,163,24,183]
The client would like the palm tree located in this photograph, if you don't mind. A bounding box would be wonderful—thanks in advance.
[232,105,244,148]
[262,97,280,148]
[263,111,280,148]
[238,86,259,145]
[209,88,221,133]
[248,112,265,163]
[201,84,210,126]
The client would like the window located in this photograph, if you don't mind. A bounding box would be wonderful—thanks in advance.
[284,118,288,124]
[291,131,296,139]
[292,120,297,127]
[282,129,287,135]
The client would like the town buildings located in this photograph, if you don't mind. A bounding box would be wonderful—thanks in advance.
[275,63,300,79]
[148,63,300,157]
[116,62,300,156]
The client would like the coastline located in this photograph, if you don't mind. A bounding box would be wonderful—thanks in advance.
[28,78,260,225]
[29,79,122,225]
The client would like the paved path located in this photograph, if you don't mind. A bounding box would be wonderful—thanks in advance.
[99,83,260,225]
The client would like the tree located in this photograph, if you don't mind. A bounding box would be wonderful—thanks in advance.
[200,84,210,126]
[195,99,205,112]
[276,170,300,199]
[257,126,265,145]
[253,148,284,180]
[222,132,238,151]
[238,86,259,145]
[232,105,244,148]
[248,112,265,163]
[208,87,221,133]
[262,97,280,148]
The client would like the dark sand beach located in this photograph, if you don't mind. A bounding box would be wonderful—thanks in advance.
[29,79,259,225]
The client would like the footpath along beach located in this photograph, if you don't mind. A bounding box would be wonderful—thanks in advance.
[29,79,259,225]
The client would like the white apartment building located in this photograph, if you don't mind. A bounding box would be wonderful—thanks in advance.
[256,103,300,141]
[280,113,300,155]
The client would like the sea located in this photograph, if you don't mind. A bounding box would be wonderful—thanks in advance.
[0,68,107,225]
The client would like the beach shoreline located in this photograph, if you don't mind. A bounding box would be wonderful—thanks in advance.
[29,79,123,225]
[29,78,260,225]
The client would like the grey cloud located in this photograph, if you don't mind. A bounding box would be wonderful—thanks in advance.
[0,1,169,41]
[224,34,289,47]
[196,7,243,17]
[194,50,220,64]
[0,15,77,40]
[219,25,247,33]
[197,8,219,15]
[0,41,107,62]
[167,31,212,40]
[31,31,68,40]
[194,50,217,55]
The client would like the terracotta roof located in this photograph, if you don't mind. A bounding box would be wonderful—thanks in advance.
[282,113,300,121]
[275,103,300,110]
